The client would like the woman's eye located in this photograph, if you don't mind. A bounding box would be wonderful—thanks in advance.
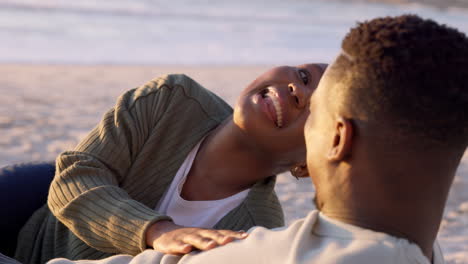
[299,69,309,85]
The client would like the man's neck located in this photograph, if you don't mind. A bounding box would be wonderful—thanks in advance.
[320,193,445,261]
[319,143,462,260]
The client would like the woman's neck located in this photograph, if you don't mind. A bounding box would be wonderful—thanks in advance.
[181,118,275,201]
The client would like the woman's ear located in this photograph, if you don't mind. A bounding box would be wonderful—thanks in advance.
[327,117,353,162]
[290,163,309,179]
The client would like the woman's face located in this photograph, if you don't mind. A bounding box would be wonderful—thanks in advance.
[234,63,326,173]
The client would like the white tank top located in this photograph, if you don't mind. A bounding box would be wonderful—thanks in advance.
[155,138,250,228]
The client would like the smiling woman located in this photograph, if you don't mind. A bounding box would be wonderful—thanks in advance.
[234,64,326,171]
[13,64,326,264]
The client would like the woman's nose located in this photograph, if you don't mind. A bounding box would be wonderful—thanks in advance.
[288,83,311,109]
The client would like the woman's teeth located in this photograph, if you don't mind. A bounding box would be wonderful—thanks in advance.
[264,89,283,128]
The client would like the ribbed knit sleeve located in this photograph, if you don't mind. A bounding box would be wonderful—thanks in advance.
[47,75,183,256]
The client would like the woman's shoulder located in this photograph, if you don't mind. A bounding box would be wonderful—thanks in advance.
[124,74,233,122]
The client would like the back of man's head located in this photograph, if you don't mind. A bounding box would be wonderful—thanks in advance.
[305,15,468,256]
[333,15,468,150]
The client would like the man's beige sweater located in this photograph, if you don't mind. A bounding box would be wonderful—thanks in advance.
[15,74,284,264]
[45,211,446,264]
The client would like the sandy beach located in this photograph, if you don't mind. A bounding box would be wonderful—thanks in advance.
[0,64,467,263]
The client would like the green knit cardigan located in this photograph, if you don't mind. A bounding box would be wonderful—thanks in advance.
[15,74,284,264]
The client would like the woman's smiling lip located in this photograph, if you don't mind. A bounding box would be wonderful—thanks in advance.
[253,87,287,128]
[253,93,277,126]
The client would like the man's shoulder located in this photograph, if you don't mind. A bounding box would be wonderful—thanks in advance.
[43,211,442,264]
[184,210,437,264]
[310,212,441,264]
[168,211,320,264]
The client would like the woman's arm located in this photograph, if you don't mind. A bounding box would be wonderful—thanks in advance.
[47,76,177,255]
[47,74,247,256]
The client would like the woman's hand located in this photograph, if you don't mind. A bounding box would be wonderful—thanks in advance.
[146,220,248,255]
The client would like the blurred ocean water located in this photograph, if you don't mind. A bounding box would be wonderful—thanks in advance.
[1,0,468,65]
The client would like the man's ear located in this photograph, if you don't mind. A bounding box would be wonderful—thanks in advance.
[327,117,353,162]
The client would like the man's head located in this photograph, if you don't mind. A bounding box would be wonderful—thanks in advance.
[305,15,468,226]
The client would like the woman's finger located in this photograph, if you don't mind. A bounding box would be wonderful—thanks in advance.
[183,234,218,250]
[199,230,249,246]
[154,240,192,255]
[198,230,236,245]
[217,230,249,239]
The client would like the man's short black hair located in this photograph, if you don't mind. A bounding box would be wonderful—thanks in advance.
[333,15,468,148]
